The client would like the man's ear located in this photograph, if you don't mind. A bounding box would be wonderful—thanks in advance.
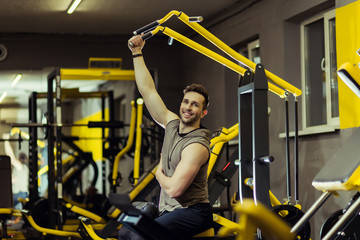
[201,110,208,118]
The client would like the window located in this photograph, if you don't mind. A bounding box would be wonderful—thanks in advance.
[239,39,261,68]
[224,39,261,127]
[300,9,338,131]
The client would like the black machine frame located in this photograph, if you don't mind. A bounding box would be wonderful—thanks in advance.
[238,65,272,207]
[26,69,118,230]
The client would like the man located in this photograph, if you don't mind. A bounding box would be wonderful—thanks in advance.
[125,35,213,239]
[3,133,29,213]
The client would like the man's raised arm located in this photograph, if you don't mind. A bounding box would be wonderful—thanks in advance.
[128,35,178,128]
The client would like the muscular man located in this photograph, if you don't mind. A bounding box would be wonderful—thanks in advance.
[124,35,213,239]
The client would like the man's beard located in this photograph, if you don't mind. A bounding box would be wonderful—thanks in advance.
[180,111,201,125]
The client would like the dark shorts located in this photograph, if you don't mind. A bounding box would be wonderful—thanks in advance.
[155,203,213,239]
[118,203,213,240]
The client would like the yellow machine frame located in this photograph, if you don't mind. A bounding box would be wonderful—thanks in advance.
[143,10,301,98]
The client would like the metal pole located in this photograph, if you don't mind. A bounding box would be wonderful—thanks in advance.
[294,97,299,204]
[252,64,271,207]
[322,194,360,240]
[55,74,63,230]
[102,94,107,195]
[238,70,254,203]
[291,191,332,234]
[47,70,56,229]
[284,92,291,202]
[28,92,39,202]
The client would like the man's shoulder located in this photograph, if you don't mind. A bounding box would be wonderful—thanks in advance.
[166,119,180,128]
[191,128,212,143]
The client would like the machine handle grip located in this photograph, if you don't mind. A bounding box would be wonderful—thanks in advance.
[188,16,203,22]
[129,31,155,48]
[133,21,159,35]
[142,31,154,41]
[88,121,124,128]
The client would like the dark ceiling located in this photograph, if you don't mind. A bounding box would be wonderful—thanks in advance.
[0,0,256,35]
[0,0,258,107]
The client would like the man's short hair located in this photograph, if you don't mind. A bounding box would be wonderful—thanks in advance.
[183,84,209,110]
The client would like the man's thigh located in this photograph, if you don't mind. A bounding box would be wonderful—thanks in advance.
[155,205,212,238]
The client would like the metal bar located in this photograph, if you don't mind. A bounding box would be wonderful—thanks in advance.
[12,123,79,127]
[112,101,137,187]
[322,193,360,240]
[291,191,332,234]
[159,26,247,75]
[108,91,116,186]
[102,94,107,195]
[55,74,63,230]
[252,64,271,207]
[12,122,127,128]
[238,70,254,203]
[158,26,286,98]
[47,69,57,229]
[284,92,291,202]
[60,69,135,81]
[294,97,299,203]
[133,98,144,186]
[157,10,182,24]
[175,11,302,97]
[0,138,25,142]
[28,92,39,202]
[36,91,110,99]
[146,10,301,97]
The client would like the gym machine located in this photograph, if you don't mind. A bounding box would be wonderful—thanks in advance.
[290,51,360,240]
[289,127,360,239]
[4,66,134,234]
[19,98,165,238]
[18,94,164,238]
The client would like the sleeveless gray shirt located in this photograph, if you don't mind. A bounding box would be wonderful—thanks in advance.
[159,119,211,212]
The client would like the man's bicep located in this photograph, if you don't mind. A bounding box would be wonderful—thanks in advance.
[172,144,209,189]
[182,143,209,166]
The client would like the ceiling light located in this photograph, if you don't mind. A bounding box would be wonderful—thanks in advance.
[0,91,8,103]
[67,0,82,14]
[11,74,22,87]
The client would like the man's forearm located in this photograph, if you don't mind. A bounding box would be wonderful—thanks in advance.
[129,35,156,97]
[156,169,186,198]
[132,52,156,96]
[156,170,175,197]
[128,35,175,127]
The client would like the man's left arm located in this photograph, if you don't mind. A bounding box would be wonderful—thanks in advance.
[155,143,209,198]
[3,133,22,170]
